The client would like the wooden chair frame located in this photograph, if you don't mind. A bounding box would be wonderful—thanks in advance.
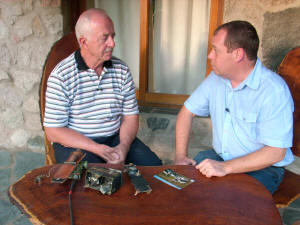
[40,32,79,165]
[273,46,300,207]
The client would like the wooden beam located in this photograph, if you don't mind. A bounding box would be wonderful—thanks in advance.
[139,0,150,102]
[205,0,224,77]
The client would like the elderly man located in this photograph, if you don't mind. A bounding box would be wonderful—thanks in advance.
[44,8,162,166]
[175,20,294,193]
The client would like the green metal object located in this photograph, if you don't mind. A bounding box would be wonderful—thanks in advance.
[84,167,122,195]
[125,163,152,195]
[69,161,88,180]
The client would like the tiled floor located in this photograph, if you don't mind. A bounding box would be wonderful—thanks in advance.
[0,150,300,225]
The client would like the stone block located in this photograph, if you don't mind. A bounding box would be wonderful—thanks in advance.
[10,129,31,148]
[0,197,22,225]
[0,151,11,168]
[290,197,300,209]
[189,117,212,148]
[1,2,22,25]
[30,41,50,69]
[0,83,23,107]
[40,0,61,8]
[139,112,176,135]
[41,11,62,35]
[16,41,33,66]
[286,156,300,175]
[14,151,44,180]
[11,69,40,93]
[0,20,9,39]
[24,112,42,131]
[32,15,46,37]
[259,0,297,7]
[0,69,9,81]
[0,107,24,129]
[13,14,33,41]
[147,117,170,131]
[13,215,33,225]
[282,208,300,225]
[23,94,40,113]
[262,7,300,71]
[24,0,33,12]
[0,169,10,192]
[10,3,23,16]
[27,135,45,153]
[138,111,213,164]
[0,44,12,67]
[0,121,10,146]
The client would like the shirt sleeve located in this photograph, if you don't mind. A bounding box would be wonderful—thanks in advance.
[184,73,214,117]
[43,72,70,128]
[121,69,139,115]
[256,78,294,148]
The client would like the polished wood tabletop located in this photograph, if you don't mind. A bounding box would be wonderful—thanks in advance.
[8,164,282,225]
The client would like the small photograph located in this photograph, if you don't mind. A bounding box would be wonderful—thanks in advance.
[154,168,195,190]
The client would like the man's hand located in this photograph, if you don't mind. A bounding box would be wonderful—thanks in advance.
[195,159,230,178]
[105,143,128,164]
[175,155,196,166]
[94,145,120,162]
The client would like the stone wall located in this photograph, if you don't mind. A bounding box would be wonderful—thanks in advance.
[224,0,300,71]
[0,0,62,153]
[0,0,300,165]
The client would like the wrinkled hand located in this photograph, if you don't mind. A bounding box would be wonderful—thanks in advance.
[195,159,228,178]
[95,145,120,162]
[105,144,128,164]
[174,155,196,166]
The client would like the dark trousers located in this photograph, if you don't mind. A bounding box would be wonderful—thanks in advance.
[53,133,162,166]
[194,149,285,194]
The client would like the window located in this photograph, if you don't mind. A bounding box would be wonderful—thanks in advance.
[68,0,224,108]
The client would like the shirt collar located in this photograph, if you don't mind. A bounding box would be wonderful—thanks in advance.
[74,50,113,71]
[238,58,261,90]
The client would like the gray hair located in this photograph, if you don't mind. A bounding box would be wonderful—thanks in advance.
[75,8,108,46]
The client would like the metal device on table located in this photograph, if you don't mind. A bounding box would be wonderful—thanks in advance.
[50,150,151,196]
[51,149,88,183]
[125,163,152,195]
[84,164,152,196]
[84,167,122,195]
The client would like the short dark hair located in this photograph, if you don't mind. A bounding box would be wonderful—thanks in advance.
[214,20,259,60]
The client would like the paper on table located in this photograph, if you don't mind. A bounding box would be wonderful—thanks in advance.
[154,168,194,190]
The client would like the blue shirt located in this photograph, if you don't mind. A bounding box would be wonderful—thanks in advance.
[185,59,294,167]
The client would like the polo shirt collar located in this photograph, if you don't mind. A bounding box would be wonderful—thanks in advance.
[239,58,261,90]
[75,50,113,71]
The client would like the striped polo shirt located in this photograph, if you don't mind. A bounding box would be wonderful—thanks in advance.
[43,50,139,138]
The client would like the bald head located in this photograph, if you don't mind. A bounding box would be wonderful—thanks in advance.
[75,8,113,45]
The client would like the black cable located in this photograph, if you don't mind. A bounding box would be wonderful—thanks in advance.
[69,179,77,225]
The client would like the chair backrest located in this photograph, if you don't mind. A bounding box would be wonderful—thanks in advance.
[40,32,79,165]
[277,46,300,157]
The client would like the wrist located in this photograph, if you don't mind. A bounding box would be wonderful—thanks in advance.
[118,142,130,152]
[223,161,233,175]
[175,153,187,159]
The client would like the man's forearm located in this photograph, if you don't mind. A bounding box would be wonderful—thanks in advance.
[175,106,194,157]
[44,127,102,155]
[223,146,286,174]
[119,114,139,151]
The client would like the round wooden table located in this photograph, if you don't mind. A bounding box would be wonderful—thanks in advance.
[8,165,282,225]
